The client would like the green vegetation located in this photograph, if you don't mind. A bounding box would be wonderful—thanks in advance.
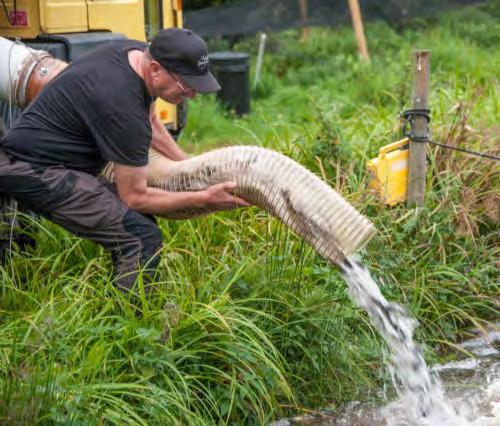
[1,2,498,424]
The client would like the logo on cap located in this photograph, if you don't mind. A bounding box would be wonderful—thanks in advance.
[198,55,209,73]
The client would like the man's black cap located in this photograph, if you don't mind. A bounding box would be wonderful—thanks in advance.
[149,28,220,94]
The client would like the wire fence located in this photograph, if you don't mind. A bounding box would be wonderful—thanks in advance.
[183,0,484,38]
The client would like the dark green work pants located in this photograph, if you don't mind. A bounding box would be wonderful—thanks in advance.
[0,148,162,293]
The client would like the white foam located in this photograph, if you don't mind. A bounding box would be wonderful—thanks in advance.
[433,358,480,372]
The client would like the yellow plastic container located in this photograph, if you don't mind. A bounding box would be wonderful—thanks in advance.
[366,138,409,205]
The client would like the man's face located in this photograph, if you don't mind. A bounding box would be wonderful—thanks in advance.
[148,62,196,104]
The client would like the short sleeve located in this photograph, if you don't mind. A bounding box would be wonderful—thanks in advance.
[91,113,151,166]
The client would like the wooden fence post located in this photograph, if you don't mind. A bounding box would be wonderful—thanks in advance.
[406,50,430,208]
[299,0,309,41]
[347,0,369,61]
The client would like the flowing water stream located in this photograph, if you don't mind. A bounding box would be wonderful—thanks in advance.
[271,259,499,426]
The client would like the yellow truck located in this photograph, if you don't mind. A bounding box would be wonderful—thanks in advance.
[0,0,186,134]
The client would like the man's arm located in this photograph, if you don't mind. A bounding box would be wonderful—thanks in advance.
[114,163,250,215]
[149,103,188,161]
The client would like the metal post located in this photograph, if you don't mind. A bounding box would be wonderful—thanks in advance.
[407,50,430,208]
[254,33,267,87]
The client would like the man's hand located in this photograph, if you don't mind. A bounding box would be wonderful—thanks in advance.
[201,182,251,211]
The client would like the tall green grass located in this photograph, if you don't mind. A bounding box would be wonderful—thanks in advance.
[1,2,499,423]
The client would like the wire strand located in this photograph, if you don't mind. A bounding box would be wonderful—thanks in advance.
[428,140,499,161]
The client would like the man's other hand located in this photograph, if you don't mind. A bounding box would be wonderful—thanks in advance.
[201,182,251,211]
[114,164,250,215]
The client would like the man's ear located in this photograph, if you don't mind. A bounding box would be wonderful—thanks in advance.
[148,60,162,77]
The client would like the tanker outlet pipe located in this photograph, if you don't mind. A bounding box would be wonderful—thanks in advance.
[0,36,67,108]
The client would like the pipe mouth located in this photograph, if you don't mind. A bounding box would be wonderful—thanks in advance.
[339,257,353,273]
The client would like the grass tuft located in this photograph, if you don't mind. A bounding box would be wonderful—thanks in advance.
[1,2,498,423]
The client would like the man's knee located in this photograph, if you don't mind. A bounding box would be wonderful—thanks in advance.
[121,210,162,264]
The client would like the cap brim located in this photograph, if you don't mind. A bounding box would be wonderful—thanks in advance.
[180,71,221,94]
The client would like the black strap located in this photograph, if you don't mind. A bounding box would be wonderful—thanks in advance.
[402,108,431,123]
[402,108,431,143]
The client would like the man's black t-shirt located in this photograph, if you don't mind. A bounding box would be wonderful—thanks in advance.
[1,39,153,176]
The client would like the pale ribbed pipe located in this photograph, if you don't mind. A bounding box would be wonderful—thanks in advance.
[103,146,376,266]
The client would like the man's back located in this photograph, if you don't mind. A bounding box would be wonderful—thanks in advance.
[1,39,153,175]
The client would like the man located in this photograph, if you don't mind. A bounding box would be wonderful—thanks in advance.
[0,28,249,293]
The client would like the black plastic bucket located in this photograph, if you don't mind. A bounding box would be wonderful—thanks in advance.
[209,52,250,116]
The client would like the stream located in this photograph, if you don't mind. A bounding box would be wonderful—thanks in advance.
[270,260,499,426]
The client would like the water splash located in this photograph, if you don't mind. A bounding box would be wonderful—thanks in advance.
[340,258,469,425]
[269,261,497,426]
